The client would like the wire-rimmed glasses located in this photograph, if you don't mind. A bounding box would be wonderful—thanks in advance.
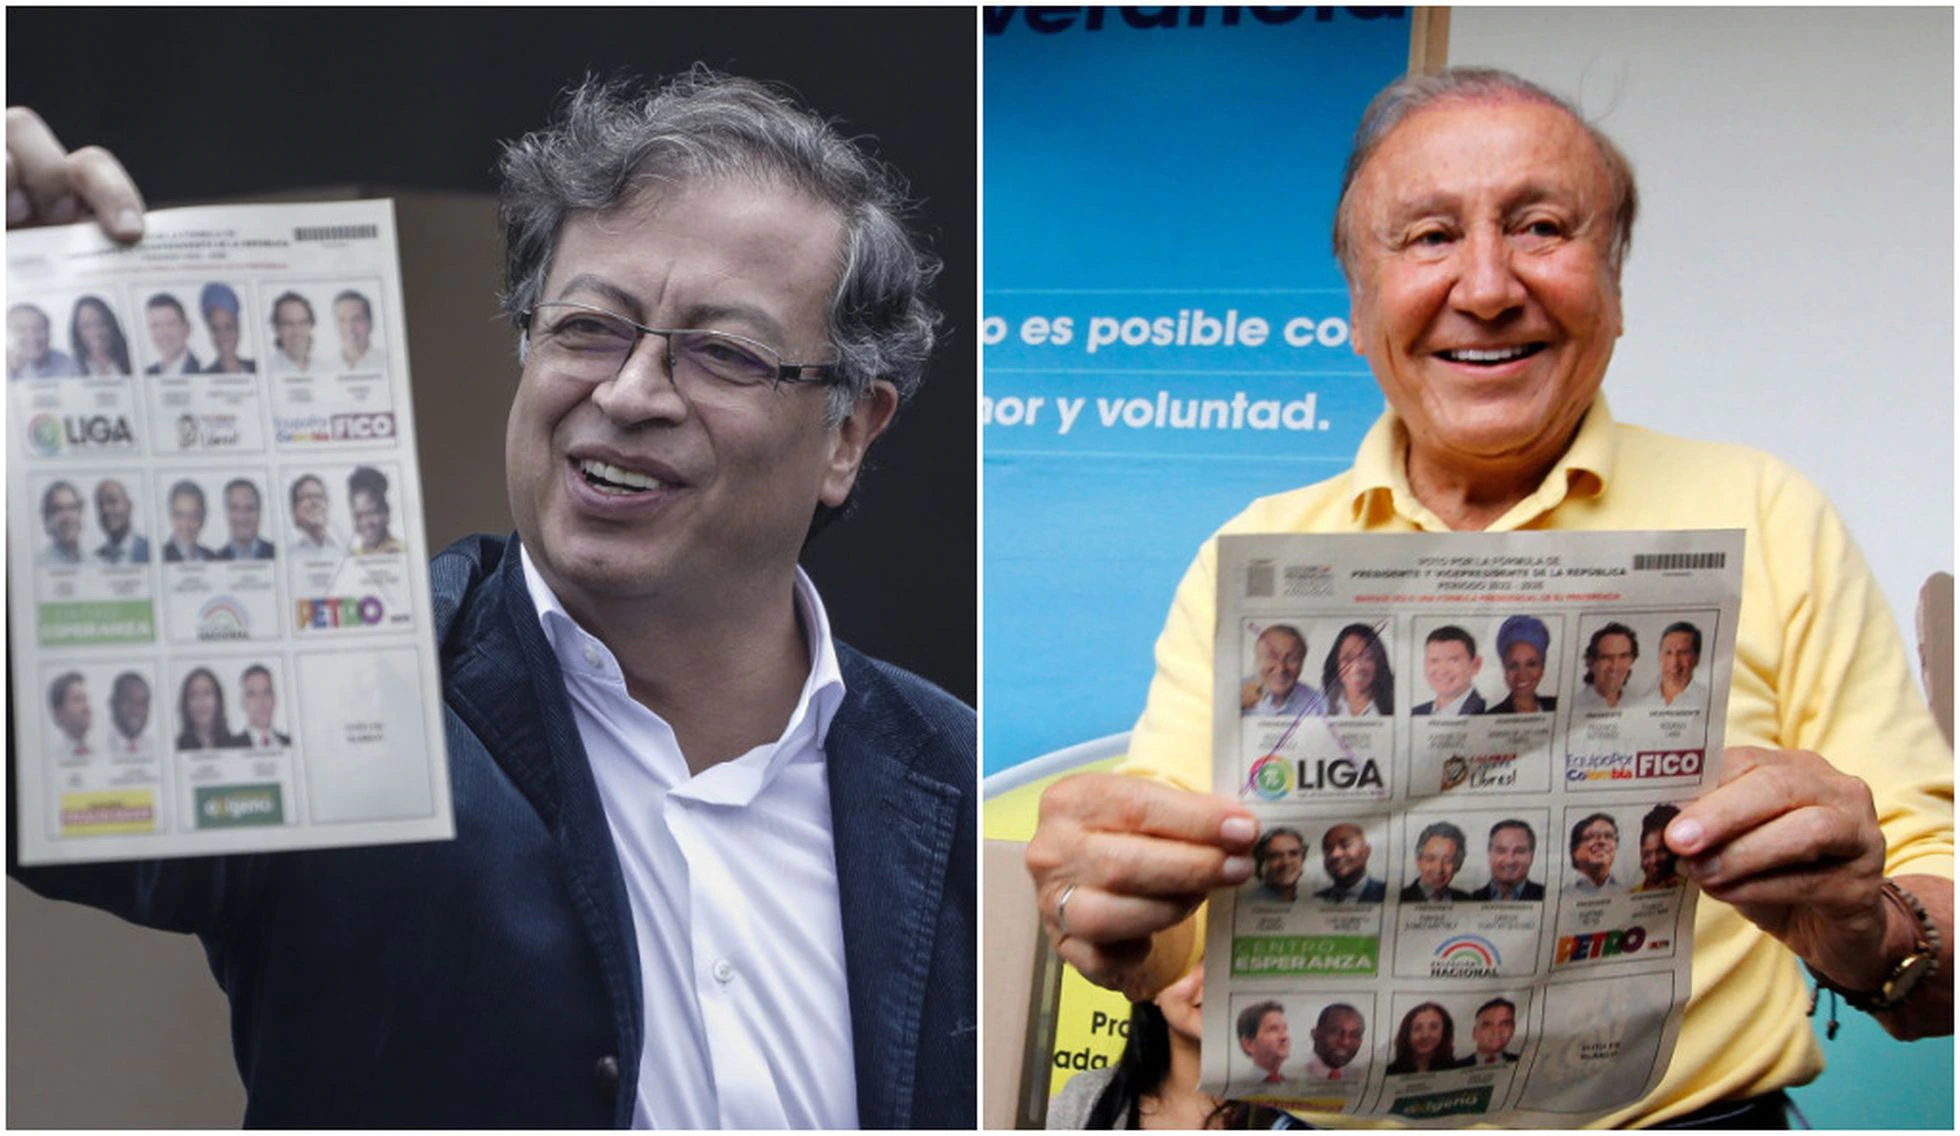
[521,300,839,395]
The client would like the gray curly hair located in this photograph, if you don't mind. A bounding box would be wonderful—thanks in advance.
[497,66,941,425]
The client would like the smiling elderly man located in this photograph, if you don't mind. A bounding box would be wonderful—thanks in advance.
[1027,67,1952,1128]
[9,69,973,1129]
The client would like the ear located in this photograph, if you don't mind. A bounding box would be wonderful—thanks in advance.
[819,379,899,508]
[1347,286,1372,360]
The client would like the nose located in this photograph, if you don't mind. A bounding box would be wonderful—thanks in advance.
[592,332,690,426]
[1449,226,1527,321]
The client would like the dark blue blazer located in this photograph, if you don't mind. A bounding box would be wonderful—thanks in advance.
[12,533,976,1128]
[1474,879,1547,902]
[215,538,276,560]
[96,533,151,564]
[1412,689,1486,716]
[1314,877,1386,903]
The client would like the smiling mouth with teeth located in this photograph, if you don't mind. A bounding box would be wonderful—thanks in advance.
[1437,343,1548,364]
[576,458,670,495]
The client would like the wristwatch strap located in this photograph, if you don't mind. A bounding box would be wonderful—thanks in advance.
[1809,879,1941,1013]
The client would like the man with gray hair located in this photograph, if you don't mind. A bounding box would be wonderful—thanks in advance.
[10,67,971,1129]
[8,301,80,379]
[1029,65,1951,1127]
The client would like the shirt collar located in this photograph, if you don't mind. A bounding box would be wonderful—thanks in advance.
[518,545,847,754]
[1346,392,1619,531]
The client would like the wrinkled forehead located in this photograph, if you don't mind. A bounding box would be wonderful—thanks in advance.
[1258,626,1306,652]
[1354,94,1615,215]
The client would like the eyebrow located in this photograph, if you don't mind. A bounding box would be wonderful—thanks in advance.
[1380,182,1586,226]
[549,275,793,348]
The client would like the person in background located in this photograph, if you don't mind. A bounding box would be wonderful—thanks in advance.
[1320,622,1393,716]
[1566,812,1623,894]
[216,478,276,560]
[47,672,92,759]
[333,289,379,370]
[239,665,290,749]
[288,474,339,554]
[39,480,85,565]
[1046,959,1303,1129]
[1385,1003,1458,1075]
[175,667,247,750]
[9,302,80,378]
[1412,625,1483,715]
[142,292,200,374]
[1245,827,1306,903]
[1301,1003,1366,1081]
[1635,803,1686,892]
[201,282,257,373]
[1467,998,1521,1065]
[162,479,216,562]
[93,477,150,564]
[108,671,152,756]
[1314,823,1385,903]
[70,294,131,375]
[1240,624,1323,717]
[1485,614,1555,714]
[1575,623,1638,711]
[267,291,314,375]
[347,465,404,554]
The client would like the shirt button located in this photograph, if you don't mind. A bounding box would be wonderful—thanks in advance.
[712,958,735,984]
[593,1054,620,1094]
[582,644,602,668]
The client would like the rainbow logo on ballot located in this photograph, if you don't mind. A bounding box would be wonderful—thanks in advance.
[1430,935,1501,976]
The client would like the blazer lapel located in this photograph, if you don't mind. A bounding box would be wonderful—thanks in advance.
[827,652,964,1129]
[436,535,644,1124]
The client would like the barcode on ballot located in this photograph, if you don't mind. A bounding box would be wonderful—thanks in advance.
[1246,561,1275,598]
[294,224,378,242]
[1632,551,1726,571]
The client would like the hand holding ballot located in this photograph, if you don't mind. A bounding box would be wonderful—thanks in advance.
[1670,745,1952,1039]
[1026,770,1253,1001]
[5,106,145,241]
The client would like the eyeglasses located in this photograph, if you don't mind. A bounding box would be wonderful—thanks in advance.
[522,300,839,393]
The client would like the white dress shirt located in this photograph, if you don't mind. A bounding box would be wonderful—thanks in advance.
[1566,872,1623,895]
[1637,674,1710,712]
[1244,682,1325,718]
[1573,682,1632,712]
[522,548,857,1129]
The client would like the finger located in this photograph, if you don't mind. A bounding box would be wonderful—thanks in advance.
[1078,824,1254,893]
[1680,803,1881,890]
[6,106,80,222]
[1695,859,1880,913]
[1041,772,1257,851]
[1667,750,1854,856]
[66,146,144,241]
[5,152,24,225]
[1052,932,1154,995]
[1047,883,1196,945]
[1711,745,1781,786]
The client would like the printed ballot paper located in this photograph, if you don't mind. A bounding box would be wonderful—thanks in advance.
[1203,529,1742,1125]
[8,200,454,864]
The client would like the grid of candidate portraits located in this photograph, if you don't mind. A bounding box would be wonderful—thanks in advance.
[16,277,427,843]
[1219,609,1716,1115]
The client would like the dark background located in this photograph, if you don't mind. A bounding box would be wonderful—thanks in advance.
[9,6,978,702]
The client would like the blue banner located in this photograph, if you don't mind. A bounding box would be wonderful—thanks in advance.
[984,7,1412,777]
